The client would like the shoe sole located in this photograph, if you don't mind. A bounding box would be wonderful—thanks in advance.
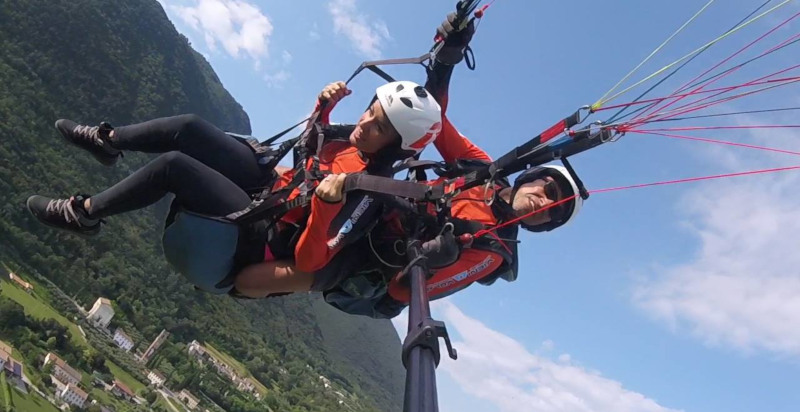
[26,196,101,238]
[55,119,119,167]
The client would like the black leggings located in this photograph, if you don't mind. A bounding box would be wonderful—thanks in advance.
[88,114,262,219]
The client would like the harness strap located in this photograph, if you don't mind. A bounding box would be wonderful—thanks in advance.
[222,46,454,229]
[344,174,446,201]
[392,159,448,176]
[226,108,333,227]
[262,117,313,147]
[230,171,314,226]
[345,53,434,85]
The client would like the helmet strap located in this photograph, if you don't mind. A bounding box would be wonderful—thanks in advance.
[560,157,590,200]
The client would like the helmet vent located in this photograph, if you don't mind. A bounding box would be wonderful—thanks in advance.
[395,83,405,92]
[414,86,428,98]
[400,97,414,109]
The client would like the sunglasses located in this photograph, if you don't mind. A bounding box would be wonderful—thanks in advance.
[543,179,566,223]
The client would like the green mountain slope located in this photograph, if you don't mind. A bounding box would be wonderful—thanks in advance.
[0,1,404,411]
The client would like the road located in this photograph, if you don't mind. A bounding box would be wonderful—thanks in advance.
[157,389,181,412]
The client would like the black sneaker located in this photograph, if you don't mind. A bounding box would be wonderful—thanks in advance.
[26,194,101,236]
[55,119,121,166]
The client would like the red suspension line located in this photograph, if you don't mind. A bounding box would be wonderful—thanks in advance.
[473,195,578,238]
[595,74,800,113]
[636,46,800,123]
[475,165,800,238]
[632,76,800,126]
[624,129,800,157]
[634,13,800,122]
[635,59,800,125]
[632,125,800,132]
[590,165,800,194]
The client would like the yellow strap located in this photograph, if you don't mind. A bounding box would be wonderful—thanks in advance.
[593,0,792,111]
[594,0,717,110]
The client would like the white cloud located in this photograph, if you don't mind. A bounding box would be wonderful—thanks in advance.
[633,118,800,359]
[169,0,273,65]
[263,70,291,88]
[395,301,680,412]
[281,50,293,64]
[309,22,321,41]
[327,0,390,59]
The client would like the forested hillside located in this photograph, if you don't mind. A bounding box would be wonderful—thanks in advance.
[0,1,404,411]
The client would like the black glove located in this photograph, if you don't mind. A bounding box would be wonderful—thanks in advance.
[435,11,476,65]
[420,230,461,269]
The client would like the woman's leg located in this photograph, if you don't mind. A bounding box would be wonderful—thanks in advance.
[28,152,316,294]
[27,151,253,235]
[233,261,314,297]
[233,234,371,298]
[58,114,265,190]
[87,151,252,218]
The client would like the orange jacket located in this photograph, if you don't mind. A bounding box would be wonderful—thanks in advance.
[284,56,462,276]
[269,100,383,274]
[387,116,517,303]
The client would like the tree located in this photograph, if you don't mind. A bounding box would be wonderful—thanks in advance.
[0,0,404,407]
[145,390,158,405]
[42,361,54,375]
[0,298,26,331]
[85,350,109,374]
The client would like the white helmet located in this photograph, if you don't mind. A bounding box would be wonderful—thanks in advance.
[375,81,442,155]
[511,164,583,232]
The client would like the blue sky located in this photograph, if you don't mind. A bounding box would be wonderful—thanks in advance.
[155,1,800,411]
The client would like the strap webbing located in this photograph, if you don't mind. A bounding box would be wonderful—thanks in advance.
[344,174,445,201]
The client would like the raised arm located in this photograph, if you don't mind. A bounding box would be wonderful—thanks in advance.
[424,12,489,163]
[312,81,351,126]
[434,116,491,163]
[424,11,476,114]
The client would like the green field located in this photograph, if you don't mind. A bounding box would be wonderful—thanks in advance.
[106,360,146,393]
[91,387,136,412]
[0,374,9,412]
[1,276,149,396]
[8,387,60,412]
[204,342,268,395]
[91,387,115,404]
[0,277,87,347]
[157,393,180,412]
[2,263,57,306]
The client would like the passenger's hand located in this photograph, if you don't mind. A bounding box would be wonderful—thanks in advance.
[421,230,460,269]
[434,11,475,65]
[436,11,475,46]
[315,174,347,203]
[318,81,351,105]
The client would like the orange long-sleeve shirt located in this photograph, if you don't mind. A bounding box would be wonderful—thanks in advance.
[387,116,516,303]
[269,100,381,274]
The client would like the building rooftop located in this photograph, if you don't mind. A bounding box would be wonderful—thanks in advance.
[3,356,23,378]
[9,273,32,289]
[65,383,89,400]
[179,389,200,403]
[112,379,136,397]
[114,328,133,341]
[147,370,165,379]
[46,353,82,382]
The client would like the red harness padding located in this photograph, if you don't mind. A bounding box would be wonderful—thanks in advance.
[387,249,505,304]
